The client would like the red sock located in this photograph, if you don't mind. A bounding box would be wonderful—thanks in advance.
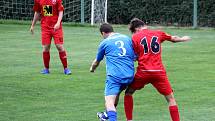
[169,105,180,121]
[59,51,68,69]
[124,95,133,120]
[43,51,50,69]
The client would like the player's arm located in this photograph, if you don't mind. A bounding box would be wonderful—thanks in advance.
[30,0,41,35]
[169,36,191,43]
[54,11,63,31]
[90,42,105,73]
[90,59,100,72]
[161,31,191,43]
[30,12,40,35]
[54,0,64,31]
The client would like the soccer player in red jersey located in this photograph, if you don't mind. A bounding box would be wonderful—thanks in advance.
[124,18,191,121]
[30,0,71,75]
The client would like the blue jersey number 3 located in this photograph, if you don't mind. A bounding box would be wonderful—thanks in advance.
[115,41,127,56]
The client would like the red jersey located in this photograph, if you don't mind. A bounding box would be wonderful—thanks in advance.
[132,29,172,74]
[33,0,64,29]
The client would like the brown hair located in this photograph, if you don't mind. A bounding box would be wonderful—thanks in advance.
[129,18,145,33]
[100,23,114,34]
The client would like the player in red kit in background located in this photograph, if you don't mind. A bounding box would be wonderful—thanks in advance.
[30,0,71,75]
[124,18,191,121]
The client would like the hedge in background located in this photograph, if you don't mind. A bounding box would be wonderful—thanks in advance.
[0,0,214,27]
[108,0,215,27]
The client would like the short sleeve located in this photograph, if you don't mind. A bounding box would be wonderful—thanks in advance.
[160,31,172,42]
[96,41,105,62]
[57,0,64,11]
[33,0,41,12]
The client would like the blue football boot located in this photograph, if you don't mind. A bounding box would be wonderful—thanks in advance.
[64,68,71,75]
[97,112,108,121]
[41,68,49,74]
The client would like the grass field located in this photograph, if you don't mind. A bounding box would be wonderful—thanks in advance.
[0,23,214,121]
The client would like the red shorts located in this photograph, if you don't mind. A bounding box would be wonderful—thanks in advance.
[130,70,173,96]
[41,27,64,45]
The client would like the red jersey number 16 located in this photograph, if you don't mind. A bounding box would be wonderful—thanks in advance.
[140,36,160,54]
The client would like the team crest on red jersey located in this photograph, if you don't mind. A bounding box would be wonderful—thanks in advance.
[43,5,53,16]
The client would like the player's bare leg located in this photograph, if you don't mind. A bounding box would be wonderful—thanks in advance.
[97,89,123,121]
[41,44,51,74]
[55,44,65,52]
[105,95,117,121]
[55,44,71,75]
[114,94,120,107]
[165,93,177,106]
[165,93,180,121]
[124,87,136,121]
[105,95,117,112]
[114,87,125,107]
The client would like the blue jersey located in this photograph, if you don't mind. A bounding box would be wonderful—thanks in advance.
[96,33,135,83]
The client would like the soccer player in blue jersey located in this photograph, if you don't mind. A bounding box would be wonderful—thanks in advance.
[90,23,135,121]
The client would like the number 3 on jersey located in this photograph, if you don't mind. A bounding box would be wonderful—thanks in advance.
[115,41,126,56]
[140,36,160,54]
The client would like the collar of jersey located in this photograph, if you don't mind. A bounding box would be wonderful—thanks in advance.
[107,33,120,38]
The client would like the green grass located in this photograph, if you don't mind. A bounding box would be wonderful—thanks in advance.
[0,23,214,121]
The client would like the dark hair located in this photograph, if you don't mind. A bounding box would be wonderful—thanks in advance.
[100,23,114,34]
[129,18,145,33]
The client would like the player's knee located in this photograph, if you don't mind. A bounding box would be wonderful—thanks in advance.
[166,96,177,106]
[43,45,50,52]
[164,93,177,105]
[56,44,64,52]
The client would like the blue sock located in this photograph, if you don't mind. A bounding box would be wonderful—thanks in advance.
[107,111,117,121]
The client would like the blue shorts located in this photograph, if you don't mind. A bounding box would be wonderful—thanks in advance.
[104,76,134,96]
